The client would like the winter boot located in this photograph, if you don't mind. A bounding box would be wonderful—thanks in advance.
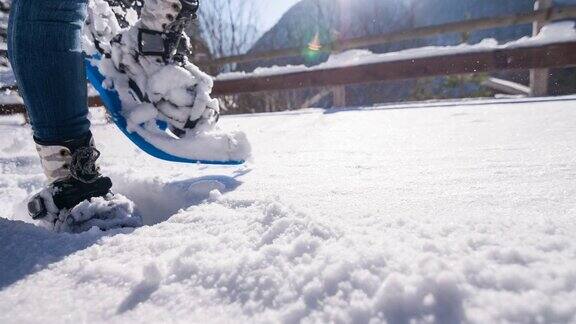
[28,132,141,232]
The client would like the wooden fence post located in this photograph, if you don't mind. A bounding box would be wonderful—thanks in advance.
[530,0,553,97]
[330,39,347,108]
[332,86,347,107]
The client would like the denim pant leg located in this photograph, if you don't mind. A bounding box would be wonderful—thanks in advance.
[8,0,90,142]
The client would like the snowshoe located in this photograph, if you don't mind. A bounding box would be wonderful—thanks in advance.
[28,132,142,233]
[84,0,251,164]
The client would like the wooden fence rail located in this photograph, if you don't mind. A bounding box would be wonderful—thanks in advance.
[212,42,576,95]
[0,95,103,115]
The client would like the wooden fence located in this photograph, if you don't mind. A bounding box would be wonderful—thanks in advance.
[212,42,576,95]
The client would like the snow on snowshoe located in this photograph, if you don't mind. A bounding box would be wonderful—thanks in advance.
[27,132,142,233]
[84,0,251,165]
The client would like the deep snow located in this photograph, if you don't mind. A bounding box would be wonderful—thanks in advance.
[1,97,576,323]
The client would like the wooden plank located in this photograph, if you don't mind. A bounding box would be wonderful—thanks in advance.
[212,42,576,95]
[0,95,104,115]
[332,86,347,107]
[0,85,18,91]
[482,77,530,95]
[204,5,576,66]
[88,95,104,107]
[0,104,26,115]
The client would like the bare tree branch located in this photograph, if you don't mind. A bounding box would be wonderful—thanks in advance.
[198,0,259,61]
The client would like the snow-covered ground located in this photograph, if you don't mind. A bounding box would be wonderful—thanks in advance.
[1,97,576,323]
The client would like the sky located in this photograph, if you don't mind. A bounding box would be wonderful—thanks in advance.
[256,1,302,32]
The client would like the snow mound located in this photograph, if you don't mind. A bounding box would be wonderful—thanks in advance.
[0,195,469,323]
[63,194,142,233]
[108,172,243,226]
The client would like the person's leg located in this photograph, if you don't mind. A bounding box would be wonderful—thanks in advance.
[8,0,90,142]
[7,0,121,229]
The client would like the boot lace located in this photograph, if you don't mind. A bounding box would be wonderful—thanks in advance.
[70,147,102,183]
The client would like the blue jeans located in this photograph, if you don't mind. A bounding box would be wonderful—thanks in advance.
[8,0,90,142]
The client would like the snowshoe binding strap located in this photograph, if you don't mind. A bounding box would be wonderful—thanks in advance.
[28,197,47,220]
[137,0,199,63]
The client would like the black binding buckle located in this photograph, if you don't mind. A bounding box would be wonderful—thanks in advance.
[138,29,169,57]
[28,196,47,220]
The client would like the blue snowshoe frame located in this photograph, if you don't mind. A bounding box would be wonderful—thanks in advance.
[85,58,244,165]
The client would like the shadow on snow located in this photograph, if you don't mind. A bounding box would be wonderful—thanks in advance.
[0,172,246,290]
